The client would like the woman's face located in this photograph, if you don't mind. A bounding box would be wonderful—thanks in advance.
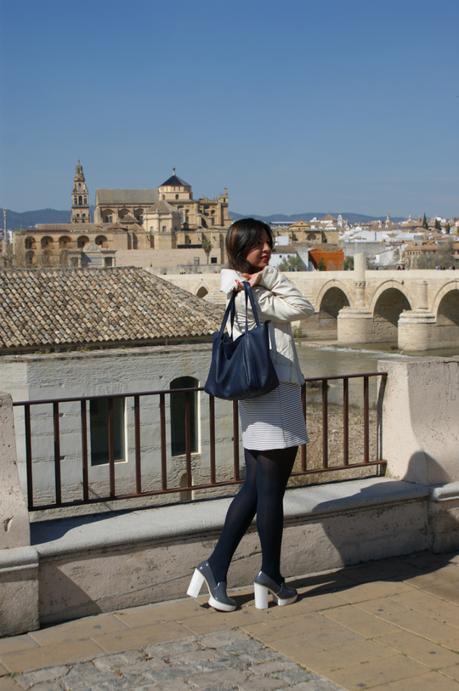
[244,230,272,271]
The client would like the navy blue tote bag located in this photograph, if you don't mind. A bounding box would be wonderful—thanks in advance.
[204,282,279,401]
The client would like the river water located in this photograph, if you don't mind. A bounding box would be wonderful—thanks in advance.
[296,340,459,408]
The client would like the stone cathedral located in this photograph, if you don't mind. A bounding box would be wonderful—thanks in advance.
[13,163,231,268]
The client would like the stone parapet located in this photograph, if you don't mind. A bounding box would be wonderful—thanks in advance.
[378,357,459,485]
[0,392,30,549]
[429,483,459,553]
[0,546,39,636]
[29,478,429,627]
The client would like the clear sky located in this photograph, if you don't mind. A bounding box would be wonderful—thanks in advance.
[0,0,458,217]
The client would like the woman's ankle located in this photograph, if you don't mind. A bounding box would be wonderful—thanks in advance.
[206,556,227,584]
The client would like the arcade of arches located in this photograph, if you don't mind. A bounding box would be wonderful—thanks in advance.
[171,268,459,352]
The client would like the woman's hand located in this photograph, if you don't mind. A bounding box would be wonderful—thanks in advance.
[234,270,264,292]
[242,271,264,287]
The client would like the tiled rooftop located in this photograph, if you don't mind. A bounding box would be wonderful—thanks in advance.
[0,267,222,353]
[95,189,158,205]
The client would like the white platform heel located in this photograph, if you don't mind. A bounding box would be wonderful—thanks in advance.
[186,561,237,612]
[253,571,298,609]
[186,569,205,598]
[254,582,270,609]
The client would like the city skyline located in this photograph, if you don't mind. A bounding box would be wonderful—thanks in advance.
[0,0,458,217]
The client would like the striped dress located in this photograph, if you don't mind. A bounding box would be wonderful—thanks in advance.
[239,382,308,451]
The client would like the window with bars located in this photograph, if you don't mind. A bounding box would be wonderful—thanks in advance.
[170,377,198,456]
[90,397,125,466]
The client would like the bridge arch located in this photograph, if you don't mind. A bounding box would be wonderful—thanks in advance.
[370,283,412,344]
[315,281,351,337]
[315,280,352,311]
[431,281,459,317]
[433,284,459,348]
[368,280,412,314]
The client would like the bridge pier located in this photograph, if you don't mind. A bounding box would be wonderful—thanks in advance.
[398,310,437,351]
[336,308,374,344]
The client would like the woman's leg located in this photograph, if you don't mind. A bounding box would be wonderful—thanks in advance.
[255,446,297,583]
[207,449,258,582]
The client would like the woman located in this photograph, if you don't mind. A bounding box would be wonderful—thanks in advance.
[187,218,314,610]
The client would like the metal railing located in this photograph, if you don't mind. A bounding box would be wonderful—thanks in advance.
[13,372,387,512]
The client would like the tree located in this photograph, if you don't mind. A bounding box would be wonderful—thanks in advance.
[415,241,455,269]
[278,255,305,272]
[434,219,442,232]
[201,235,213,264]
[343,256,354,271]
[317,258,327,271]
[422,213,429,229]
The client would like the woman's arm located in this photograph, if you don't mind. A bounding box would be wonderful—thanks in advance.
[251,266,315,322]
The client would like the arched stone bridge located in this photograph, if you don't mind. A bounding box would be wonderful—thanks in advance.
[162,261,459,351]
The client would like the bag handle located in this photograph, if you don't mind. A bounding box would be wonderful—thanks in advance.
[243,282,261,331]
[219,281,261,339]
[219,290,237,338]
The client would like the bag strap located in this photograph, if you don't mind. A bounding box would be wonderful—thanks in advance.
[219,290,237,338]
[243,282,261,331]
[219,281,261,338]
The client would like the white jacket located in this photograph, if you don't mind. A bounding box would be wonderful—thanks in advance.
[220,266,315,385]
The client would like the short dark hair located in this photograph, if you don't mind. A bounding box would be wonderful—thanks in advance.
[225,218,274,273]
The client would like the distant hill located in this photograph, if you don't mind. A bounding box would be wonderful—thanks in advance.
[2,206,404,229]
[230,211,406,224]
[3,207,96,229]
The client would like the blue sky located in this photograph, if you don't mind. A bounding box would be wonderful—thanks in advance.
[0,0,458,216]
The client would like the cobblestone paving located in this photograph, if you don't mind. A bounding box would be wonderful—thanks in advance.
[6,630,340,691]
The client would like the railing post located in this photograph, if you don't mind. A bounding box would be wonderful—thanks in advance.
[134,395,142,494]
[209,395,216,484]
[81,400,89,501]
[53,401,62,505]
[107,396,115,498]
[232,400,240,481]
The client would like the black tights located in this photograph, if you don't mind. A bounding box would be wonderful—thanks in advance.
[208,446,297,584]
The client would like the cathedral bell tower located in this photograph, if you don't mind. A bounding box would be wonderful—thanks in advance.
[71,161,90,223]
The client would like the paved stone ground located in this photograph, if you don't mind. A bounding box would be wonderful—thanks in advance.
[1,630,339,690]
[1,551,459,690]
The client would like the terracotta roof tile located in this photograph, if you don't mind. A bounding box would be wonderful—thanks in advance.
[0,267,222,353]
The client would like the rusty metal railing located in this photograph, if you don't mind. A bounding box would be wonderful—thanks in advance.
[13,372,387,512]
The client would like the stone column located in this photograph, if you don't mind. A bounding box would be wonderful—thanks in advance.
[337,253,374,343]
[415,280,429,310]
[353,252,366,282]
[0,392,39,635]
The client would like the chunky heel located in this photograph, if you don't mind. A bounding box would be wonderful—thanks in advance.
[187,569,205,598]
[186,561,237,611]
[254,582,269,609]
[254,570,298,608]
